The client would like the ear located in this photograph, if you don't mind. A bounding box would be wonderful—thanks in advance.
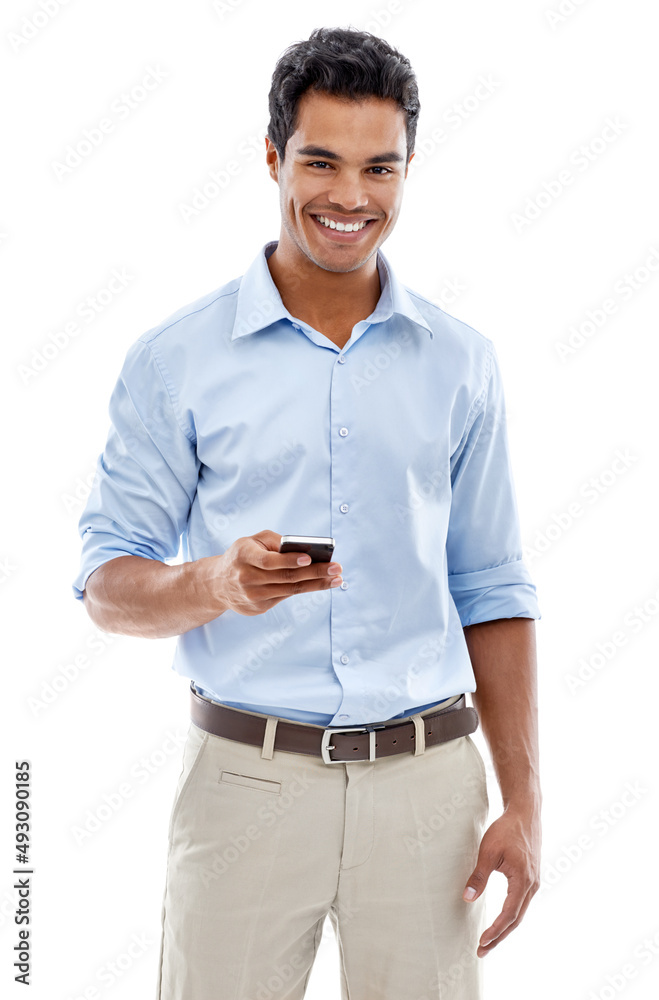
[265,137,280,184]
[405,151,415,178]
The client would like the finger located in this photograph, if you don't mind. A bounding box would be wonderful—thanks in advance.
[479,892,534,955]
[249,535,337,572]
[257,551,343,580]
[256,572,343,607]
[244,557,342,591]
[477,887,535,955]
[282,565,343,591]
[477,878,531,953]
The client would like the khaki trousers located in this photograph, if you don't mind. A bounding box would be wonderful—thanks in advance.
[155,693,489,1000]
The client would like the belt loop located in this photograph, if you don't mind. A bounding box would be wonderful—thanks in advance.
[261,716,278,760]
[410,713,426,756]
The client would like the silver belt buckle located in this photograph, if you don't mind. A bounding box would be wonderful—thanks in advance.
[320,723,386,764]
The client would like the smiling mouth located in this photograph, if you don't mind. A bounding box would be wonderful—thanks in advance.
[309,213,377,241]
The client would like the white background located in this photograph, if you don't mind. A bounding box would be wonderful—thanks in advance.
[2,0,658,997]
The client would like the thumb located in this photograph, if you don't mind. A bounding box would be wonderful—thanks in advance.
[252,529,284,552]
[463,862,492,901]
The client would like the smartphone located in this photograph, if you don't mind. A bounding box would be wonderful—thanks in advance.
[279,535,335,563]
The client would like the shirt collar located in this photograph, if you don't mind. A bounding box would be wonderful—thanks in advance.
[231,239,434,342]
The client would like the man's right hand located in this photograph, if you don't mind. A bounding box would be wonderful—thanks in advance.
[82,529,343,639]
[210,529,343,616]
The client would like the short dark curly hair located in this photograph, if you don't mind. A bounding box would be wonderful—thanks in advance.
[267,26,420,166]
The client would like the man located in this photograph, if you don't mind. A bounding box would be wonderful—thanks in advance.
[73,26,542,1000]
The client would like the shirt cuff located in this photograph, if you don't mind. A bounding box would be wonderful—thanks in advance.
[448,559,541,627]
[71,531,162,601]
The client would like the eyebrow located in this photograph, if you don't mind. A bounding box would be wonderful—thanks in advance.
[295,144,405,165]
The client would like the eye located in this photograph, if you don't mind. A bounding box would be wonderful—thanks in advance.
[306,161,392,175]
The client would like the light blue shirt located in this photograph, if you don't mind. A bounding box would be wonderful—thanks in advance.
[73,239,541,726]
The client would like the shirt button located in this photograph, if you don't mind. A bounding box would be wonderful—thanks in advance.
[339,427,349,437]
[338,355,347,364]
[340,581,348,590]
[340,654,349,664]
[340,503,349,513]
[339,714,349,720]
[292,323,300,330]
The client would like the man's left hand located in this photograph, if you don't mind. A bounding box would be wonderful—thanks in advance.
[462,804,541,957]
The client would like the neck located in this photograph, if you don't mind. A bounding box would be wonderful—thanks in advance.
[266,234,381,331]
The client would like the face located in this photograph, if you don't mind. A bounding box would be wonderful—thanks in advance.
[266,89,414,273]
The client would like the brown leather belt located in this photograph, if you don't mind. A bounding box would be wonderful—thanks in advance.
[190,684,479,764]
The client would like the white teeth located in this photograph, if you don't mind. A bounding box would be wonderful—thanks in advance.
[315,215,368,232]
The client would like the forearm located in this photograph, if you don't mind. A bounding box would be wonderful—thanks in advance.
[463,617,541,813]
[82,554,228,639]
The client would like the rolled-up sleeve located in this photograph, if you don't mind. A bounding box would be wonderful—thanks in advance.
[72,338,201,601]
[446,340,541,627]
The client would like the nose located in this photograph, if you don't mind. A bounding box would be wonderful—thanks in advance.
[325,172,369,212]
